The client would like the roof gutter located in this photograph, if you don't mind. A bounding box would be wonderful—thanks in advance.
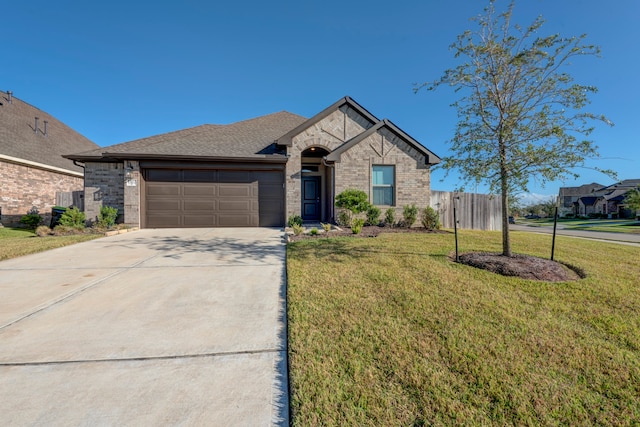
[0,154,84,178]
[99,153,289,163]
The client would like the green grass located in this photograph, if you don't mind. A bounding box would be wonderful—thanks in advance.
[0,227,102,261]
[287,231,640,426]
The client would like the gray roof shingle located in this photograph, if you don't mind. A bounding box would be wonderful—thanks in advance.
[68,111,307,161]
[0,91,98,172]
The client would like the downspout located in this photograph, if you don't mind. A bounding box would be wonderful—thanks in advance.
[73,160,85,170]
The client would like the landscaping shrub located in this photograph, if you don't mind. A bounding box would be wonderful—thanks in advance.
[402,204,418,228]
[366,205,381,226]
[321,223,332,233]
[19,207,43,229]
[288,215,303,227]
[97,206,119,229]
[58,207,86,229]
[421,206,441,230]
[335,189,370,215]
[351,218,365,234]
[292,224,304,235]
[337,210,352,227]
[310,227,319,236]
[384,208,395,227]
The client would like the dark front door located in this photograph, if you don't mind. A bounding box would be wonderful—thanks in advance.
[302,176,320,220]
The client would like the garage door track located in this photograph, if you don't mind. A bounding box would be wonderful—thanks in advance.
[0,228,288,426]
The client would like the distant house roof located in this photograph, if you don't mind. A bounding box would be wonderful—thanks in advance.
[579,196,598,206]
[0,90,98,173]
[67,111,307,162]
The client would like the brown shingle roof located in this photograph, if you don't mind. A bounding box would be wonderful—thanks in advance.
[68,111,307,161]
[0,91,98,173]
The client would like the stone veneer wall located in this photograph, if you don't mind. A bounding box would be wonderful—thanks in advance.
[286,106,373,218]
[83,162,125,225]
[333,127,431,218]
[0,160,83,226]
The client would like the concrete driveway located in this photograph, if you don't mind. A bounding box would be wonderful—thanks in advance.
[0,228,288,426]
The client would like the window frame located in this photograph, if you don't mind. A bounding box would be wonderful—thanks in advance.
[372,165,395,206]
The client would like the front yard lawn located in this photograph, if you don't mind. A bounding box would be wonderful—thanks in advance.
[0,227,101,261]
[287,230,640,426]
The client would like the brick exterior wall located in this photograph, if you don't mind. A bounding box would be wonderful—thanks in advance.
[286,106,373,218]
[334,127,431,219]
[0,160,83,226]
[84,162,125,225]
[286,106,432,222]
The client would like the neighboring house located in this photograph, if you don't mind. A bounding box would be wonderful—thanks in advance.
[0,90,99,226]
[558,179,640,218]
[593,179,640,218]
[558,182,603,217]
[65,96,441,228]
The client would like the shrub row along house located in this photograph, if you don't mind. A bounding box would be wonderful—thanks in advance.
[558,179,640,218]
[0,90,99,227]
[64,96,441,228]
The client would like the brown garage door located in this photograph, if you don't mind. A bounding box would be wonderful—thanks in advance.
[144,169,284,228]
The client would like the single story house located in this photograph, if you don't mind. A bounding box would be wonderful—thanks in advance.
[0,90,99,226]
[66,96,441,228]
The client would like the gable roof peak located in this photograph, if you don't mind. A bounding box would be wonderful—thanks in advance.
[274,96,379,146]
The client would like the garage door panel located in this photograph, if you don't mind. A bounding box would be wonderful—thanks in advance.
[218,200,252,211]
[183,184,217,196]
[147,200,181,211]
[147,184,181,196]
[144,168,283,228]
[183,200,216,211]
[147,215,182,228]
[184,215,216,227]
[218,215,255,227]
[219,184,253,197]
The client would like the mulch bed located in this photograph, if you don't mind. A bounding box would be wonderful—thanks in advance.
[287,225,447,242]
[457,252,583,282]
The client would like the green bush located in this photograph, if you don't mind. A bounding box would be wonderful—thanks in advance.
[402,204,419,228]
[58,207,86,229]
[310,227,319,236]
[335,189,370,215]
[351,218,365,234]
[337,210,352,227]
[291,224,304,235]
[421,206,441,230]
[321,223,332,233]
[384,208,395,227]
[366,205,381,226]
[98,206,119,229]
[19,207,43,229]
[288,215,303,227]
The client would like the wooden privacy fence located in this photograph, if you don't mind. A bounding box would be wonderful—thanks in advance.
[430,191,502,231]
[55,191,84,210]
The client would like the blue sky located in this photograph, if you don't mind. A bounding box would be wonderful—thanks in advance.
[5,0,638,205]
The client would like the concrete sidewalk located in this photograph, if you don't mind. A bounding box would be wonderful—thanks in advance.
[0,228,288,426]
[510,224,640,246]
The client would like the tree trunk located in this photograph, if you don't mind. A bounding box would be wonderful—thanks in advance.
[499,135,512,257]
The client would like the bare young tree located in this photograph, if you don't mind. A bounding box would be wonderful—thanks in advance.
[417,0,613,256]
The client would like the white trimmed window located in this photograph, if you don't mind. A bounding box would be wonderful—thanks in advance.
[372,165,394,206]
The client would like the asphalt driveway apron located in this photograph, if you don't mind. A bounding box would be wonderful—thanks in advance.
[0,228,288,426]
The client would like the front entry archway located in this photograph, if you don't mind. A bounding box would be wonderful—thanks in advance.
[300,146,330,222]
